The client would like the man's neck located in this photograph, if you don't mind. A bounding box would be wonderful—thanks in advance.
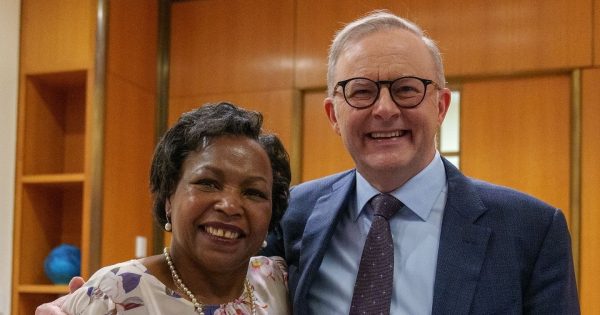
[357,152,439,193]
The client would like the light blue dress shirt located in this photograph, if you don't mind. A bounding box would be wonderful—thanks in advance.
[307,153,447,314]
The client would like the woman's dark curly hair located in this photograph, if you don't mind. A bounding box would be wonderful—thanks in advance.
[150,102,291,232]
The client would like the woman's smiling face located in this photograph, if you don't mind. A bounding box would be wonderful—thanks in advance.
[166,135,273,274]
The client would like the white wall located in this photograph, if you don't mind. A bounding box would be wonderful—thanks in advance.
[0,0,20,314]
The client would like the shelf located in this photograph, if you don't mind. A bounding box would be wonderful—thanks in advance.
[18,183,83,285]
[16,292,68,315]
[18,284,69,294]
[22,70,87,176]
[22,173,85,184]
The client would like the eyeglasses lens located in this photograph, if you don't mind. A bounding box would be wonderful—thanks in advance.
[343,77,426,108]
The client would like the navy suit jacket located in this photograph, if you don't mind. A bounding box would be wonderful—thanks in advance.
[264,158,579,314]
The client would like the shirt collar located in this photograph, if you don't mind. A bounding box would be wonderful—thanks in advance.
[353,152,446,221]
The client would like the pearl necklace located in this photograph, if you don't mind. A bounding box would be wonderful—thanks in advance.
[163,247,256,315]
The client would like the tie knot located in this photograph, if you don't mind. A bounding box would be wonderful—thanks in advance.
[370,194,402,219]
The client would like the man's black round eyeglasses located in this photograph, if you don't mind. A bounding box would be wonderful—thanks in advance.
[335,76,441,109]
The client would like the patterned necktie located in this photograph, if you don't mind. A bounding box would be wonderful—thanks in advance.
[350,193,403,315]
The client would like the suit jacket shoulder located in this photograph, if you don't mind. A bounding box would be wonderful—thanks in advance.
[434,160,579,314]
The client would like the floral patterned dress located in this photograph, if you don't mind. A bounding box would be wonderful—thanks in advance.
[60,256,289,315]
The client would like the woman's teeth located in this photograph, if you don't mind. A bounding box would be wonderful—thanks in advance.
[205,226,239,239]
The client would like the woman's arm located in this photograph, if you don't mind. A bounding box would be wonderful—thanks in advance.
[34,277,86,315]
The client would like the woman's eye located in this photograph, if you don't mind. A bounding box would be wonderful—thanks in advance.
[195,179,219,190]
[245,189,268,200]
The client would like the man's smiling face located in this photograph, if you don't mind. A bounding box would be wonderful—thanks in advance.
[325,28,450,191]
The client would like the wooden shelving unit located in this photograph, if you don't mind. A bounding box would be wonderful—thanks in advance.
[11,1,98,314]
[12,1,158,313]
[12,69,89,314]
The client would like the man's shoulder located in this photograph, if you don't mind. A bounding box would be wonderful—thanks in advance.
[284,169,355,217]
[460,177,561,232]
[444,160,556,214]
[291,169,355,197]
[444,161,559,225]
[469,178,555,211]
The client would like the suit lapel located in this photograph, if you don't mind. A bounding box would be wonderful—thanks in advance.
[293,161,492,313]
[295,171,356,311]
[432,159,491,314]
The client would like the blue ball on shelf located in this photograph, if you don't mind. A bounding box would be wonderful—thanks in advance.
[43,244,81,284]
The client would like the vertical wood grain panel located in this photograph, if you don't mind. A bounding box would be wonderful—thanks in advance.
[295,0,398,89]
[295,0,592,89]
[460,75,571,220]
[302,90,354,181]
[100,0,157,265]
[595,0,600,66]
[168,0,299,188]
[169,90,296,151]
[107,0,158,92]
[170,0,294,97]
[580,68,600,314]
[20,0,95,73]
[427,1,592,77]
[101,75,156,265]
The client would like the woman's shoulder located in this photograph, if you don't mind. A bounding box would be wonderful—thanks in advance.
[98,259,146,272]
[248,256,287,279]
[87,260,147,283]
[82,260,154,300]
[247,256,290,314]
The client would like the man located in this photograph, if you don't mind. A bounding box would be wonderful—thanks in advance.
[263,10,579,314]
[38,10,579,315]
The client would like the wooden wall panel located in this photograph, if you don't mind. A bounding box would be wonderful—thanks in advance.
[302,90,354,181]
[295,0,407,89]
[580,68,600,314]
[101,74,155,266]
[107,0,158,92]
[169,90,296,152]
[295,0,592,89]
[427,1,592,77]
[169,0,294,97]
[100,1,157,265]
[20,0,95,73]
[595,0,600,66]
[460,75,571,220]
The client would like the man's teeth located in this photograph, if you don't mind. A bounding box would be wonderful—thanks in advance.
[205,226,239,239]
[371,131,401,138]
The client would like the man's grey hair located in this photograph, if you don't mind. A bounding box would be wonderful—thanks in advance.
[327,10,446,96]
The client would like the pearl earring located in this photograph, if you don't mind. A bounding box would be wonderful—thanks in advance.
[262,239,268,249]
[165,216,172,232]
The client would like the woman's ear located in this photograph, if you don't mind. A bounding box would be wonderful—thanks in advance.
[165,198,172,218]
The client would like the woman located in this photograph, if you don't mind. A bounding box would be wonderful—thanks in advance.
[54,102,291,314]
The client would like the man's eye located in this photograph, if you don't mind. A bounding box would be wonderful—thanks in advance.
[391,86,420,99]
[348,86,375,97]
[398,85,419,92]
[352,89,374,97]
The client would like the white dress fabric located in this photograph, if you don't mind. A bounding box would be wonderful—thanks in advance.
[60,256,290,315]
